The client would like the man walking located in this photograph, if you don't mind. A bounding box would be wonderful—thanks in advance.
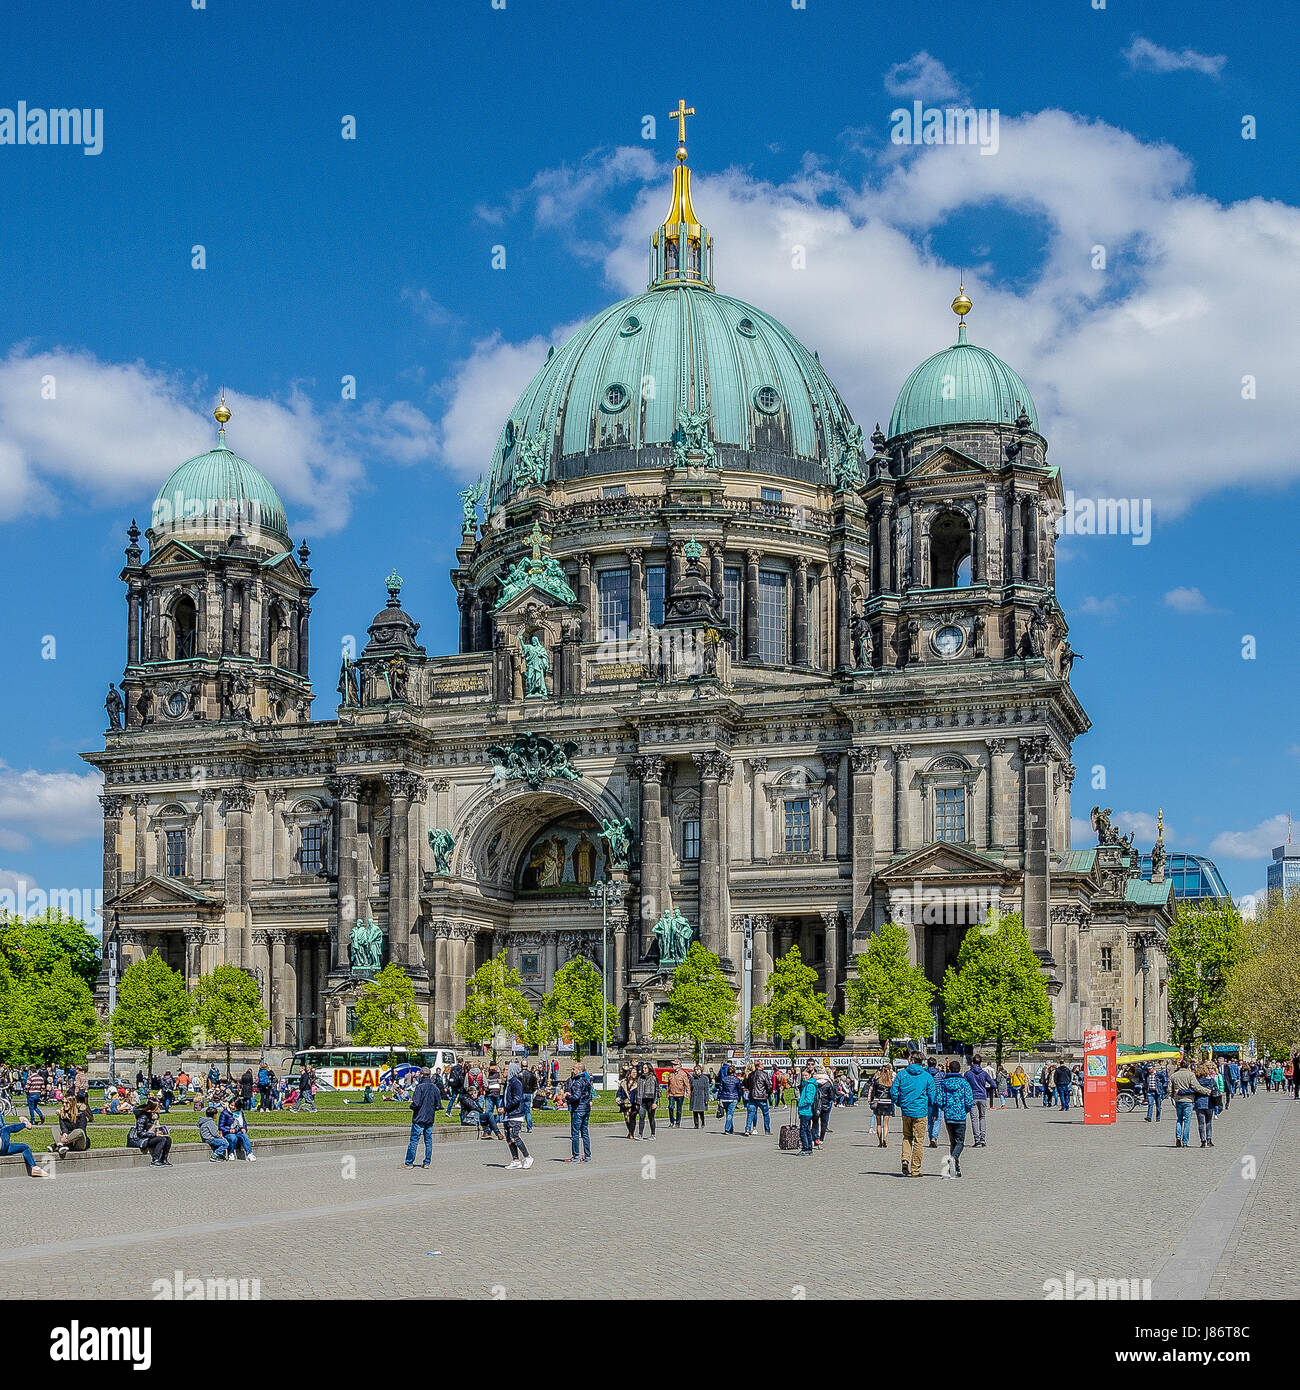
[1053,1060,1073,1112]
[1144,1063,1166,1122]
[502,1060,533,1170]
[925,1055,943,1147]
[1169,1056,1211,1147]
[564,1060,593,1163]
[964,1054,994,1147]
[937,1061,974,1178]
[744,1064,772,1136]
[294,1060,317,1112]
[405,1067,443,1168]
[665,1061,690,1128]
[890,1052,938,1178]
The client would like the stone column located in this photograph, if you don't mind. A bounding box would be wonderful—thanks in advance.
[752,912,772,1029]
[612,920,629,1040]
[849,748,878,951]
[1010,493,1024,582]
[200,788,220,880]
[892,744,912,854]
[708,543,724,608]
[126,585,142,665]
[269,930,288,1046]
[282,932,299,1048]
[183,926,204,989]
[266,786,287,880]
[577,553,593,641]
[743,550,761,660]
[1024,500,1039,583]
[332,775,362,970]
[822,751,840,860]
[432,924,452,1041]
[314,941,328,1042]
[384,773,416,968]
[450,926,475,1034]
[132,794,149,883]
[627,547,645,635]
[224,785,254,969]
[1021,737,1052,954]
[298,603,311,675]
[834,558,851,669]
[633,756,667,954]
[542,929,559,990]
[985,738,1007,851]
[693,751,732,958]
[99,794,125,901]
[220,577,233,655]
[237,580,251,656]
[821,908,842,1016]
[286,600,299,672]
[793,555,809,666]
[750,757,769,860]
[972,502,984,584]
[251,929,272,1037]
[881,501,896,593]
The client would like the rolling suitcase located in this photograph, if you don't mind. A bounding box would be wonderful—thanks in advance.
[778,1105,800,1151]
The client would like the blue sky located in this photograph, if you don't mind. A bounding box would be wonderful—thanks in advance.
[0,0,1295,922]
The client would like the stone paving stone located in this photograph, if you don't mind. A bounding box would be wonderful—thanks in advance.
[0,1097,1295,1299]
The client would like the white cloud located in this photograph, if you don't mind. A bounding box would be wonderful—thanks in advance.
[452,111,1300,515]
[1071,816,1095,847]
[1077,594,1125,617]
[0,760,103,848]
[1164,586,1219,614]
[0,349,441,535]
[1113,810,1171,846]
[1124,36,1227,79]
[1209,814,1289,859]
[884,52,965,101]
[1236,891,1265,920]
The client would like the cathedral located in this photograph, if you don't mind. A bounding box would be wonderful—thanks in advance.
[86,107,1174,1054]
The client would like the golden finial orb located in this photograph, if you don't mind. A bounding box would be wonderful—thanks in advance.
[951,285,973,318]
[214,394,231,426]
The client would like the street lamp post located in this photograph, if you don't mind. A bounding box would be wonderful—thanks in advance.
[588,881,623,1088]
[742,916,753,1062]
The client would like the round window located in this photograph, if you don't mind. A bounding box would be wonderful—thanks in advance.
[736,318,757,337]
[601,383,630,413]
[620,315,642,336]
[932,625,965,658]
[504,419,516,451]
[165,691,188,718]
[754,385,781,414]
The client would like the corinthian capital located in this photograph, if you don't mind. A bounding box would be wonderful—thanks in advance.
[632,754,666,785]
[693,750,732,782]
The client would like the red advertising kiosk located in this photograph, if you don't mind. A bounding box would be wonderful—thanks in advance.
[1082,1027,1117,1124]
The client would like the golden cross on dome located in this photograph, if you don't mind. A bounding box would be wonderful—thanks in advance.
[669,99,696,154]
[528,519,551,565]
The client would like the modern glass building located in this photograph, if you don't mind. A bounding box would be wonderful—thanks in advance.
[1266,842,1300,898]
[1138,852,1230,901]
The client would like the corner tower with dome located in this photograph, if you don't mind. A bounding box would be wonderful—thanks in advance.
[86,107,1174,1056]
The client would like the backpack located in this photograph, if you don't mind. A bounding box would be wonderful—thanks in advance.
[449,1064,464,1090]
[522,1069,537,1094]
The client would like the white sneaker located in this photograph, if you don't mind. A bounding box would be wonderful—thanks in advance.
[522,1155,534,1169]
[507,1159,523,1169]
[246,1154,256,1162]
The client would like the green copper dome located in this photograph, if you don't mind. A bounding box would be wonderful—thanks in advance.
[486,284,861,507]
[888,324,1039,439]
[151,435,290,547]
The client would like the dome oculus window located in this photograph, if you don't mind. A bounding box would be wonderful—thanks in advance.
[932,625,965,658]
[753,385,782,415]
[619,315,642,336]
[601,383,630,413]
[736,318,758,338]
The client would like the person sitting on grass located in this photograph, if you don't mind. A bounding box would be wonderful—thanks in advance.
[1,1116,52,1177]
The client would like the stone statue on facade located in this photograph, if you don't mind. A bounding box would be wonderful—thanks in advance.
[1150,808,1167,883]
[511,433,549,491]
[337,656,354,708]
[458,476,485,533]
[519,631,549,698]
[105,684,123,729]
[850,609,874,670]
[428,826,455,876]
[349,917,384,972]
[385,655,409,702]
[652,906,694,970]
[1091,805,1135,853]
[598,816,634,870]
[222,668,251,720]
[670,405,717,470]
[831,420,865,491]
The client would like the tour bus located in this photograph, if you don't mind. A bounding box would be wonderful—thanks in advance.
[286,1046,458,1092]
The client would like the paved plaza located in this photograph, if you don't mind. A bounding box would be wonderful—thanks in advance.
[3,1091,1297,1300]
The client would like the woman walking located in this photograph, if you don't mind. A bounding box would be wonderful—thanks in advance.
[689,1063,710,1130]
[1194,1063,1220,1147]
[797,1066,818,1156]
[868,1063,895,1147]
[937,1060,975,1178]
[1008,1064,1028,1108]
[636,1062,658,1139]
[617,1067,638,1139]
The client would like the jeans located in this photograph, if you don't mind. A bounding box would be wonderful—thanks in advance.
[26,1095,43,1123]
[1055,1084,1071,1111]
[505,1118,529,1160]
[480,1106,500,1138]
[722,1099,737,1133]
[294,1091,316,1112]
[1195,1108,1213,1143]
[570,1108,590,1158]
[161,1093,172,1113]
[1010,1086,1026,1108]
[799,1115,814,1152]
[745,1099,770,1134]
[692,1109,705,1129]
[207,1136,231,1159]
[945,1119,966,1169]
[1174,1099,1193,1145]
[226,1131,251,1157]
[1145,1091,1163,1121]
[5,1141,36,1173]
[522,1095,533,1131]
[406,1121,434,1165]
[969,1099,988,1144]
[900,1115,925,1175]
[668,1096,683,1126]
[1041,1085,1053,1107]
[637,1101,656,1137]
[927,1108,942,1143]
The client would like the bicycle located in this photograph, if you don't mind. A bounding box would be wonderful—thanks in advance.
[0,1088,15,1120]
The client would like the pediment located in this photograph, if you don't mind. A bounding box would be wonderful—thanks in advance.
[492,584,580,620]
[877,841,1014,881]
[909,446,989,480]
[107,875,224,912]
[144,539,208,568]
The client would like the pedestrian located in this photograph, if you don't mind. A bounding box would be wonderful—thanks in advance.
[994,1066,1010,1110]
[937,1060,974,1178]
[25,1067,46,1124]
[689,1063,710,1130]
[617,1067,638,1139]
[295,1061,317,1112]
[520,1062,537,1132]
[502,1060,533,1170]
[1144,1063,1166,1122]
[1008,1063,1028,1108]
[744,1062,772,1136]
[890,1052,938,1178]
[715,1061,742,1134]
[1169,1056,1211,1148]
[796,1066,818,1156]
[665,1060,690,1128]
[564,1061,593,1163]
[811,1064,834,1147]
[964,1054,994,1147]
[405,1067,444,1168]
[1053,1060,1072,1112]
[868,1063,895,1146]
[636,1062,658,1139]
[925,1055,943,1147]
[1039,1061,1054,1107]
[445,1060,464,1116]
[1,1115,52,1177]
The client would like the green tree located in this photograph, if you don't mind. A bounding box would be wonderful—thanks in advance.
[539,956,611,1056]
[110,950,192,1080]
[941,911,1054,1066]
[842,920,935,1049]
[1167,899,1245,1052]
[353,963,425,1076]
[1224,890,1300,1059]
[652,942,737,1063]
[0,909,100,991]
[193,964,271,1080]
[751,944,836,1059]
[0,957,101,1065]
[455,953,533,1062]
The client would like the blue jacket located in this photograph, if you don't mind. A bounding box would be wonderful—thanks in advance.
[964,1065,993,1102]
[890,1064,938,1118]
[937,1074,974,1123]
[503,1074,526,1120]
[410,1078,443,1126]
[797,1078,818,1117]
[566,1071,593,1114]
[716,1066,742,1102]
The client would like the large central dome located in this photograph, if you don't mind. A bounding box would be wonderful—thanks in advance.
[486,285,860,508]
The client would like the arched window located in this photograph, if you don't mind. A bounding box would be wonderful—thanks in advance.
[930,510,972,589]
[172,596,197,659]
[1021,502,1037,581]
[268,605,285,667]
